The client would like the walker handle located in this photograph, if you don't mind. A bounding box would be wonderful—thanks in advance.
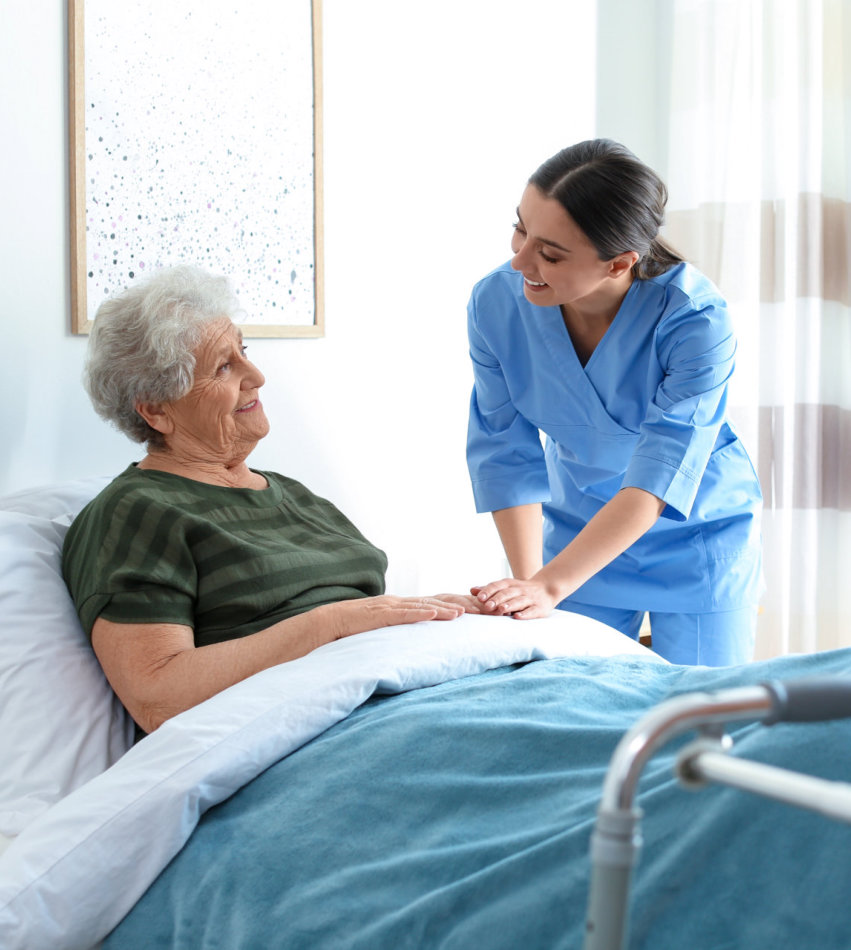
[762,678,851,725]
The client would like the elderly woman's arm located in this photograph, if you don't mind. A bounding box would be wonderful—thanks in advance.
[93,595,467,734]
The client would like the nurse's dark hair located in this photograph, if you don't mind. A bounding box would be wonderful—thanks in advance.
[529,139,684,279]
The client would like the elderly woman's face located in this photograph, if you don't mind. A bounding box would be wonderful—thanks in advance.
[160,319,269,461]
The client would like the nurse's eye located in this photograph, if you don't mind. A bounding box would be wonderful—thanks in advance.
[539,249,559,264]
[512,221,526,235]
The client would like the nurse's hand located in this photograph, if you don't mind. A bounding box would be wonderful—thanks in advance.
[471,578,561,620]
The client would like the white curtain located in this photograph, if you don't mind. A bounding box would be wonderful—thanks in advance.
[661,0,851,657]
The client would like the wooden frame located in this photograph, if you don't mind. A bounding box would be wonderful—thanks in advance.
[69,0,324,337]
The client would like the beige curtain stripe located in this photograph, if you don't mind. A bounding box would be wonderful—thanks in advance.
[666,195,851,307]
[758,403,851,511]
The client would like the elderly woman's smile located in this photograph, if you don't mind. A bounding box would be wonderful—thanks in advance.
[136,318,270,475]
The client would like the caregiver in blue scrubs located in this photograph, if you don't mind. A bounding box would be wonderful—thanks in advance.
[466,139,763,665]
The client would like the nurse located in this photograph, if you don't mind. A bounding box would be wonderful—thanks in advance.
[466,139,763,665]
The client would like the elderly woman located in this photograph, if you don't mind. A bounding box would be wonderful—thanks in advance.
[63,265,472,735]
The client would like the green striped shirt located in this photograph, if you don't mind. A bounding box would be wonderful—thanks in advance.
[62,465,388,647]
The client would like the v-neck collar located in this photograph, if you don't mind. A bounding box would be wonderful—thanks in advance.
[532,279,638,373]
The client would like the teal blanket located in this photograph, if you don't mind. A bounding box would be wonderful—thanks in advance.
[107,650,851,949]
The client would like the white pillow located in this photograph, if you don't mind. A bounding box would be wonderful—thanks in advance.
[0,475,133,838]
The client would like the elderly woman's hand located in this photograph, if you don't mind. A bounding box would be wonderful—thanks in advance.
[430,592,489,614]
[327,595,466,639]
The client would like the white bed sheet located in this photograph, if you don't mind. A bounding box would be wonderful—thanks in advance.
[0,612,661,950]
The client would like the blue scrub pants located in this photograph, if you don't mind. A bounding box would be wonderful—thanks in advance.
[559,602,757,666]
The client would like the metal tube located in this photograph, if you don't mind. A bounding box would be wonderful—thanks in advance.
[583,862,635,950]
[679,749,851,824]
[583,806,642,950]
[599,686,772,812]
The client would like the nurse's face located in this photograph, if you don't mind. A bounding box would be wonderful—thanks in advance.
[510,184,630,310]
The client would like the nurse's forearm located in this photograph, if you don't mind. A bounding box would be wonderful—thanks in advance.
[537,487,665,601]
[492,503,544,579]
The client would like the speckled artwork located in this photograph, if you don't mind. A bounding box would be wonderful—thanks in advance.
[77,0,320,334]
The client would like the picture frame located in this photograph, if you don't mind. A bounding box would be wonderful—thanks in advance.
[68,0,324,337]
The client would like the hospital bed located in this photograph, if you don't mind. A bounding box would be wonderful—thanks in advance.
[1,476,849,949]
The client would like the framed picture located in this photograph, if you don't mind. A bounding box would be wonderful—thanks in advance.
[68,0,323,337]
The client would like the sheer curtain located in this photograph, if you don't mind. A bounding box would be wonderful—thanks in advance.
[661,0,851,657]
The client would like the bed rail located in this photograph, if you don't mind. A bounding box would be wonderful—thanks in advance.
[582,677,851,950]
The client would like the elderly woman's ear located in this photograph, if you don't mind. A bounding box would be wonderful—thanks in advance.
[135,401,173,436]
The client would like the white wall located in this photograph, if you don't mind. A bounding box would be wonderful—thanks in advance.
[0,0,597,595]
[595,0,673,176]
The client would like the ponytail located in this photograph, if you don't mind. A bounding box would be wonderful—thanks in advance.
[634,236,685,280]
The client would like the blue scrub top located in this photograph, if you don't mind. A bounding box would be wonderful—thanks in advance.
[466,261,763,613]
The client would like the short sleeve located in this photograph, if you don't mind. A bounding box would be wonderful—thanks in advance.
[64,490,198,637]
